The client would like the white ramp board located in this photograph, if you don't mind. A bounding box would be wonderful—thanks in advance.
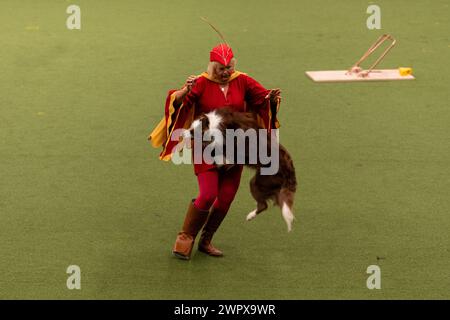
[305,69,415,82]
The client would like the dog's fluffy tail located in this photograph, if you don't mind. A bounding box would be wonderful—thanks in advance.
[279,188,295,232]
[281,202,294,232]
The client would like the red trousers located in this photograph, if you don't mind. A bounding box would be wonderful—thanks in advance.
[194,165,243,213]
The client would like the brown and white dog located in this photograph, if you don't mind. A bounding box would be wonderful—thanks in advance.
[184,107,297,231]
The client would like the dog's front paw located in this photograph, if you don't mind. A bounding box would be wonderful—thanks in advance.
[246,210,257,221]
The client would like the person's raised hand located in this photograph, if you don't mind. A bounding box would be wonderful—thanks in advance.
[184,75,198,92]
[265,88,282,104]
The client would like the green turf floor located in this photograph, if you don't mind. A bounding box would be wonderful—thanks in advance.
[1,0,449,299]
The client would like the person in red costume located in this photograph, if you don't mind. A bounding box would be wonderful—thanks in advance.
[149,43,281,260]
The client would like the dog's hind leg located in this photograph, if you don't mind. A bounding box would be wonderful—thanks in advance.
[247,176,269,221]
[246,200,268,221]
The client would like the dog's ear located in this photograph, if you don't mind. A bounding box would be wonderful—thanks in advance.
[190,115,210,134]
[201,115,210,133]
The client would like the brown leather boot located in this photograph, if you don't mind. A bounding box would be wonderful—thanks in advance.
[198,206,228,257]
[172,200,209,260]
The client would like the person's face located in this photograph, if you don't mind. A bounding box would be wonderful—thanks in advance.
[215,63,234,83]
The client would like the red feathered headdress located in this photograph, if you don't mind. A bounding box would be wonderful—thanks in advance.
[210,43,234,66]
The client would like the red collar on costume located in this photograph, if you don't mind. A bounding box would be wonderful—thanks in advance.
[200,71,245,84]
